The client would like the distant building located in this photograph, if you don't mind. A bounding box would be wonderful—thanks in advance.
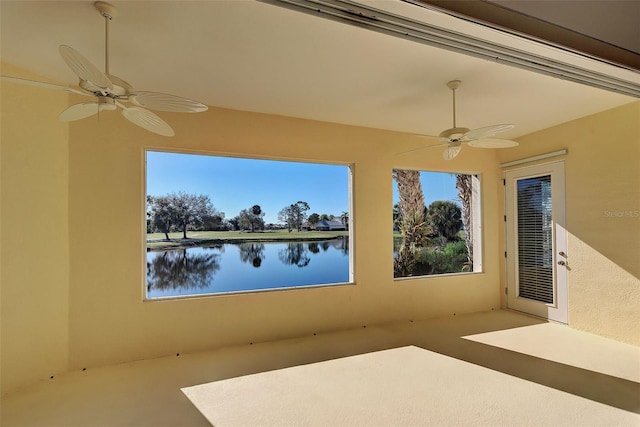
[315,219,346,231]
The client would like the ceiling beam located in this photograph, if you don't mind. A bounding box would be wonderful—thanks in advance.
[409,0,640,71]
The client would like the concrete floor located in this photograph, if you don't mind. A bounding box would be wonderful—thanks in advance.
[2,310,639,426]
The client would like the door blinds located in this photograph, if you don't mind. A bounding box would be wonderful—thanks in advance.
[516,175,554,304]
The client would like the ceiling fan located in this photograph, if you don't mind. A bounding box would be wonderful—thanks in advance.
[405,80,518,160]
[1,1,207,137]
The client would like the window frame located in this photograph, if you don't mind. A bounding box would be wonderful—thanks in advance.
[143,149,355,300]
[392,169,484,280]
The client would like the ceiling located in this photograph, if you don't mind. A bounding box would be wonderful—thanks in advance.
[1,0,638,140]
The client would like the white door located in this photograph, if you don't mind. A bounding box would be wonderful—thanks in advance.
[505,162,567,323]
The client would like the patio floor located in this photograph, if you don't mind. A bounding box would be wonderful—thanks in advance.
[2,310,638,426]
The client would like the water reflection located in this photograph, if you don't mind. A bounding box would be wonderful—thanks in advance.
[239,243,266,268]
[147,248,221,292]
[146,238,350,297]
[278,242,310,267]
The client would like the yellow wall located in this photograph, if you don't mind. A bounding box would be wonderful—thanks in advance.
[2,73,503,394]
[498,101,640,345]
[1,64,70,393]
[3,65,637,394]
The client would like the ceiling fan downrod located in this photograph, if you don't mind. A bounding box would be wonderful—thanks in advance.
[447,79,461,128]
[94,1,117,75]
[438,80,469,140]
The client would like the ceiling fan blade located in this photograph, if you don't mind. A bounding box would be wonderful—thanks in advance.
[396,141,448,156]
[121,106,175,137]
[467,138,519,148]
[59,45,112,90]
[59,102,102,121]
[414,133,441,139]
[443,145,462,160]
[59,101,117,121]
[414,134,454,147]
[1,75,90,96]
[465,124,515,140]
[129,91,208,113]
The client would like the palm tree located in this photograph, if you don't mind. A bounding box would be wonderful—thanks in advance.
[392,169,429,276]
[456,174,473,269]
[340,211,349,230]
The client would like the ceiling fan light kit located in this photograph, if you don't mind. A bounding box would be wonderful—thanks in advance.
[3,1,208,136]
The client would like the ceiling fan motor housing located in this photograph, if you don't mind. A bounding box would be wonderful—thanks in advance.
[79,74,133,97]
[438,126,470,140]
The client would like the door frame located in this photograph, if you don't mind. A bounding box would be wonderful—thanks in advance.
[505,161,568,324]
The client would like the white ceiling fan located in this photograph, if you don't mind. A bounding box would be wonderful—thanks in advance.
[405,80,518,160]
[1,1,207,137]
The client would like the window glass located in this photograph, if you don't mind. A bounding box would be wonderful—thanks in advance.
[146,151,352,298]
[393,170,482,278]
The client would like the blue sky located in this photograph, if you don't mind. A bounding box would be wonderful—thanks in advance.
[146,151,350,224]
[393,171,461,208]
[147,151,459,224]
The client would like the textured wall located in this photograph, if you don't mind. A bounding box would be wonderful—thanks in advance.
[1,73,503,393]
[498,101,640,345]
[1,64,70,394]
[5,66,635,396]
[65,97,503,371]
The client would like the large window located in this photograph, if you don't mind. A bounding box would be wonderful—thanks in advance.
[393,170,482,278]
[146,151,352,299]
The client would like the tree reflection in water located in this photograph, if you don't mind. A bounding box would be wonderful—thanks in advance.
[278,242,310,267]
[338,237,349,256]
[147,248,221,292]
[308,238,349,256]
[239,243,266,268]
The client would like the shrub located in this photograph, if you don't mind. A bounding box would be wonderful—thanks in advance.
[427,200,462,241]
[414,240,469,274]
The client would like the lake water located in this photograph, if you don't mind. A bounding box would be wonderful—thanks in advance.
[146,238,350,298]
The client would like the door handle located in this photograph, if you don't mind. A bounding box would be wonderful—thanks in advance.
[558,251,566,257]
[557,260,566,266]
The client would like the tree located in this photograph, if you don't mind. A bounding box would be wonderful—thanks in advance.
[392,169,429,277]
[237,210,253,231]
[308,213,320,229]
[227,216,240,231]
[293,201,310,231]
[392,203,401,231]
[237,205,265,232]
[427,200,462,241]
[147,195,177,240]
[199,213,226,231]
[456,174,473,268]
[171,192,220,238]
[340,211,349,230]
[278,201,310,231]
[148,192,221,239]
[278,205,295,231]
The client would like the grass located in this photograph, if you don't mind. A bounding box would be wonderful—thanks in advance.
[147,229,349,250]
